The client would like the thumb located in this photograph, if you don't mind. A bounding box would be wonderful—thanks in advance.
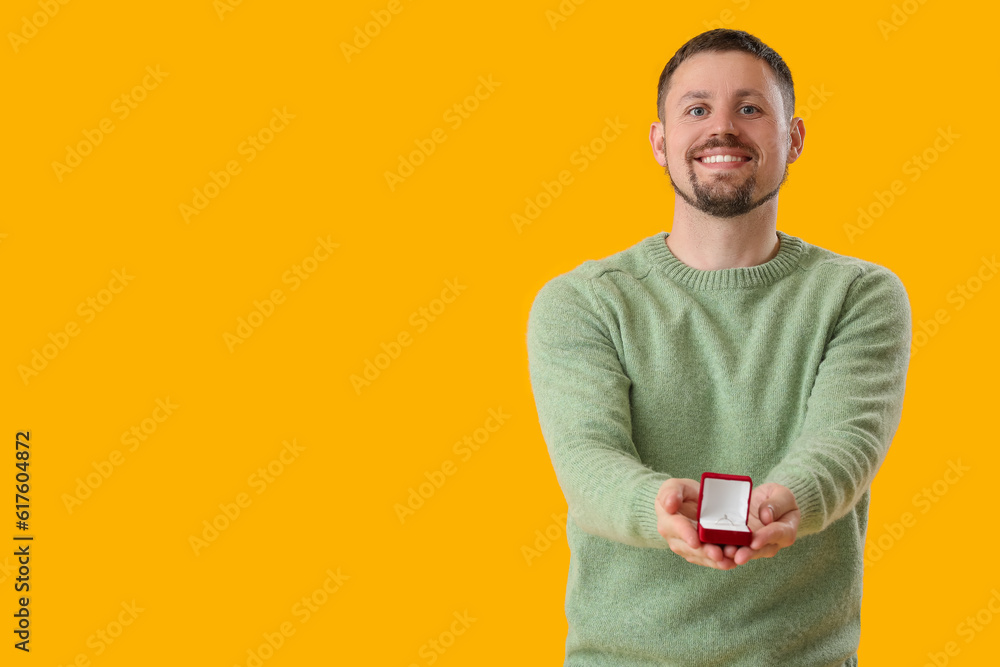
[760,485,796,524]
[664,489,683,513]
[659,479,690,513]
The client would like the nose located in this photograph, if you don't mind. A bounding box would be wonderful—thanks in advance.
[707,107,740,138]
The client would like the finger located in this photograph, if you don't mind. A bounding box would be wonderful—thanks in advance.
[659,479,701,516]
[733,546,757,565]
[761,486,798,523]
[750,520,796,551]
[750,521,791,549]
[658,489,678,514]
[658,479,689,513]
[760,503,774,525]
[703,543,725,563]
[734,543,780,565]
[663,514,700,549]
[737,541,783,564]
[676,478,701,501]
[678,497,701,520]
[699,541,739,569]
[723,544,739,559]
[704,547,738,570]
[668,540,737,570]
[661,517,738,570]
[709,555,738,570]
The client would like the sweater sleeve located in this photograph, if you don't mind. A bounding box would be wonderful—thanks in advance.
[762,264,912,537]
[526,274,671,549]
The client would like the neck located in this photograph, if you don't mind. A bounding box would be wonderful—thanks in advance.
[666,198,780,270]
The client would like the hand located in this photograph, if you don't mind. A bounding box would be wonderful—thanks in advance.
[655,478,737,570]
[722,483,800,565]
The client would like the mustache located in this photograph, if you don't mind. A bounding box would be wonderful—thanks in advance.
[687,140,757,160]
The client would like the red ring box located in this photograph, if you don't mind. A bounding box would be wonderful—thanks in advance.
[696,472,753,546]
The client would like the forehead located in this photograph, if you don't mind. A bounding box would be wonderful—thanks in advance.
[667,50,780,105]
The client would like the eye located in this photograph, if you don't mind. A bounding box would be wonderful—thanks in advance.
[688,107,707,117]
[739,105,760,115]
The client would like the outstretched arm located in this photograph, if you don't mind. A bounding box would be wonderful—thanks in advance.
[527,275,671,549]
[759,265,912,539]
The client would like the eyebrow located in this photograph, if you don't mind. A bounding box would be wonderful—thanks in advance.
[677,88,766,105]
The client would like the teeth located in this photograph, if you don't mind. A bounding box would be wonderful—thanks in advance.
[699,155,749,163]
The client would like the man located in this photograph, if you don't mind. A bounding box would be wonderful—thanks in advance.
[525,28,911,666]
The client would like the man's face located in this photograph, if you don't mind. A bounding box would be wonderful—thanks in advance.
[651,50,803,219]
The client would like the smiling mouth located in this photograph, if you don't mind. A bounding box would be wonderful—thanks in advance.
[696,155,752,164]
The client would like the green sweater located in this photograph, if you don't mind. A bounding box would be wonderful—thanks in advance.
[525,230,911,666]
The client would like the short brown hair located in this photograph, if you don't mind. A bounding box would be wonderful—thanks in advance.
[656,29,795,125]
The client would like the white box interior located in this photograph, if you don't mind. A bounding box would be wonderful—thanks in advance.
[699,477,750,532]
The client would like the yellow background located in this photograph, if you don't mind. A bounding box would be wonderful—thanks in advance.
[1,0,997,664]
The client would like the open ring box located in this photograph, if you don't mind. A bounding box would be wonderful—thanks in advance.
[696,472,753,546]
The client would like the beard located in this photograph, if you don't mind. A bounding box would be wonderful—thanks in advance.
[665,153,789,219]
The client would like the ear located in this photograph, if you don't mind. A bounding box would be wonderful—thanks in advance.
[786,117,805,164]
[649,121,667,167]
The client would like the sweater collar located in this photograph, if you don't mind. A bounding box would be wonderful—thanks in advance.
[643,230,804,290]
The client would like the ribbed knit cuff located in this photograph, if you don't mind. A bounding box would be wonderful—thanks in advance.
[633,475,672,549]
